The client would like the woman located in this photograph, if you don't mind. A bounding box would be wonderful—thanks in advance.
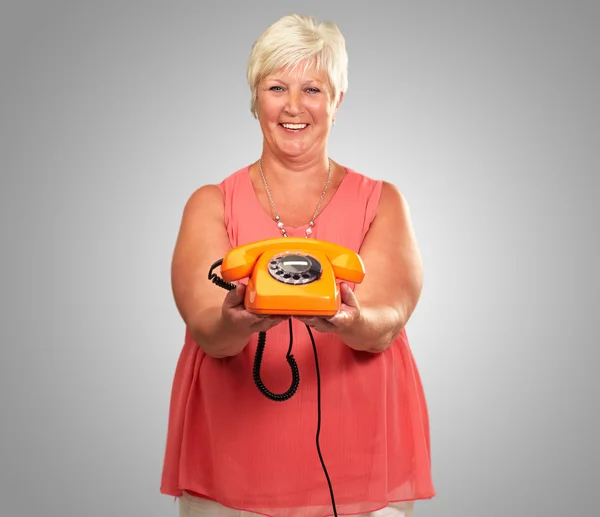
[161,13,435,517]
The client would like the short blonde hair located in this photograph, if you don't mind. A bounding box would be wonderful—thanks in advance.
[246,14,349,118]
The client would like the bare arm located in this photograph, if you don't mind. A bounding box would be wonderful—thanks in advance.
[340,181,423,352]
[296,181,423,353]
[171,185,285,358]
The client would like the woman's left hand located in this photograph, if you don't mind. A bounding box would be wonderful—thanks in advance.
[294,282,360,333]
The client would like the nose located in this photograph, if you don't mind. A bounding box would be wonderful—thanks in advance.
[284,90,304,116]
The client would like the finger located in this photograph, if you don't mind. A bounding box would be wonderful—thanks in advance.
[294,315,320,322]
[250,316,289,331]
[307,321,333,333]
[325,312,350,327]
[294,316,317,327]
[339,282,359,308]
[223,283,245,309]
[301,317,328,331]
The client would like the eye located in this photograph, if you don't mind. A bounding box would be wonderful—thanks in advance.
[269,86,284,91]
[306,87,320,94]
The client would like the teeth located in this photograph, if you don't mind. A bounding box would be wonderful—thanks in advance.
[282,123,307,129]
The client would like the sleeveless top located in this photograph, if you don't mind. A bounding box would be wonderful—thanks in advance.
[160,165,436,517]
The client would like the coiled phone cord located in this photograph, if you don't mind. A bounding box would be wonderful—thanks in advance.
[208,259,338,516]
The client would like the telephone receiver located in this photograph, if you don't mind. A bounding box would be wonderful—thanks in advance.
[219,237,366,317]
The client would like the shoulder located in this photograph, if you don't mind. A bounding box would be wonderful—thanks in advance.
[181,165,250,215]
[183,184,223,215]
[377,181,410,217]
[341,167,408,217]
[366,182,415,240]
[342,167,380,188]
[338,166,383,211]
[357,177,414,238]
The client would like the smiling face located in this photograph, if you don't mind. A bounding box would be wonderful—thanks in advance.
[256,60,342,161]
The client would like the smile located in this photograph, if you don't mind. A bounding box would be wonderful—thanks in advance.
[280,123,308,131]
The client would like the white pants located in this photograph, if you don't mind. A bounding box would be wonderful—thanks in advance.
[179,491,414,517]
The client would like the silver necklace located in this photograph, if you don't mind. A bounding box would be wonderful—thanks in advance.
[258,158,332,238]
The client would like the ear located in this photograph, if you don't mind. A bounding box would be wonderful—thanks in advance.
[332,92,344,125]
[334,92,344,112]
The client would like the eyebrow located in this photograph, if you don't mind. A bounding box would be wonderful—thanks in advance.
[265,77,324,86]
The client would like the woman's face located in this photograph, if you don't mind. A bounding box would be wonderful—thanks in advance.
[256,60,341,161]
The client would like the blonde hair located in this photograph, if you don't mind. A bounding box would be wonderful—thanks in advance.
[246,14,349,118]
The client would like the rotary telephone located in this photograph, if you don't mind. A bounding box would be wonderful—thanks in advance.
[207,237,365,516]
[215,237,365,316]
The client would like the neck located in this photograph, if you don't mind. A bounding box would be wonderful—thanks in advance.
[259,146,330,184]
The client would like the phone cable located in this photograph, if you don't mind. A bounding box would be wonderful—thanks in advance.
[208,258,338,516]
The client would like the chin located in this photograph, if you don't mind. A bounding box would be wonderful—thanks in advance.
[274,142,311,159]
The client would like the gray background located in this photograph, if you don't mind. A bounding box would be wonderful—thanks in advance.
[1,1,598,516]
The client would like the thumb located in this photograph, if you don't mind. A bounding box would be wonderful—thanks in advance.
[223,283,246,308]
[339,282,359,308]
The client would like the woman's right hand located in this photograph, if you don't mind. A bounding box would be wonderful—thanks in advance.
[221,283,291,335]
[171,184,289,358]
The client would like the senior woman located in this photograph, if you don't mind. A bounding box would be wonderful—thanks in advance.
[160,13,435,517]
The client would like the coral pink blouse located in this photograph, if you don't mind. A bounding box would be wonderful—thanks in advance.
[160,165,435,517]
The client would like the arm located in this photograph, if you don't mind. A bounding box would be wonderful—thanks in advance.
[296,181,423,353]
[170,185,253,358]
[341,181,424,352]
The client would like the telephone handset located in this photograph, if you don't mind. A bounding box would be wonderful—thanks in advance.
[217,237,366,316]
[207,237,364,517]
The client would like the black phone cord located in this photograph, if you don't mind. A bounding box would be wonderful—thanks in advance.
[208,258,338,516]
[208,259,299,401]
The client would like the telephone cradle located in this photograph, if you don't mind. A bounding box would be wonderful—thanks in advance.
[208,237,366,516]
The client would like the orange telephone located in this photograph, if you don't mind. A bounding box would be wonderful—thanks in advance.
[217,237,365,317]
